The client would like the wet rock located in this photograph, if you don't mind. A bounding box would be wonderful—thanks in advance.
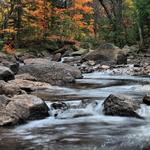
[6,95,49,124]
[103,94,142,119]
[19,58,82,85]
[51,53,62,62]
[51,102,68,110]
[0,66,14,81]
[50,102,69,117]
[143,95,150,105]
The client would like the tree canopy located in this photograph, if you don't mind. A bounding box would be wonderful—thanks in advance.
[0,0,149,53]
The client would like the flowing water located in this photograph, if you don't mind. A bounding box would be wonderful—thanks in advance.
[0,72,150,150]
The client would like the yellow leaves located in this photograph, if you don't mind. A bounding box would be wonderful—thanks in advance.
[0,28,17,34]
[125,0,134,8]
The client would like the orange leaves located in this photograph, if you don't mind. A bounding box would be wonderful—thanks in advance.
[3,43,16,54]
[73,0,94,33]
[25,0,51,33]
[73,14,84,21]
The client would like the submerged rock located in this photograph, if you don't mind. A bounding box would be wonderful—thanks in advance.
[50,102,69,117]
[0,66,14,81]
[19,58,82,85]
[50,102,69,110]
[103,94,142,119]
[56,109,93,119]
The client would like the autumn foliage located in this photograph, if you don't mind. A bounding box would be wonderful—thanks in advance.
[0,0,150,52]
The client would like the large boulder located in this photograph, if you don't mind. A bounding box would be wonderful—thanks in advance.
[82,43,127,64]
[0,66,14,81]
[7,94,49,120]
[19,58,82,85]
[0,94,49,126]
[103,94,142,119]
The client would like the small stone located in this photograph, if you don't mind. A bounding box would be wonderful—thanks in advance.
[101,65,110,70]
[88,60,96,66]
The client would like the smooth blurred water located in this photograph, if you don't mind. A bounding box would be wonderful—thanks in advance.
[0,72,150,150]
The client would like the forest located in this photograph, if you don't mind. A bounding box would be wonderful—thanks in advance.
[0,0,150,53]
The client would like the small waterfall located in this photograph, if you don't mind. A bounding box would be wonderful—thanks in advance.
[137,104,150,118]
[47,100,104,119]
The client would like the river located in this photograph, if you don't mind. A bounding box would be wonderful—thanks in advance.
[0,72,150,150]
